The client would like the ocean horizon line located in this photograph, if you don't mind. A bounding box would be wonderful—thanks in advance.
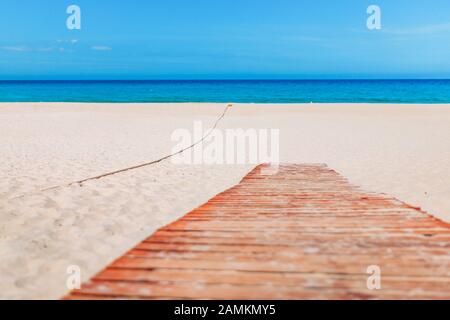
[2,79,450,104]
[2,79,450,83]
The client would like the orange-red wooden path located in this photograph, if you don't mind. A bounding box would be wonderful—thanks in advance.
[65,164,450,299]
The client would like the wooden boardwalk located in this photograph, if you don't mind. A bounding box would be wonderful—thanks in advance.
[65,164,450,300]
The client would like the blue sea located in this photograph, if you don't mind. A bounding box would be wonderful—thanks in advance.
[1,80,450,103]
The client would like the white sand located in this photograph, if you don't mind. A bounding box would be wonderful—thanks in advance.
[1,102,449,299]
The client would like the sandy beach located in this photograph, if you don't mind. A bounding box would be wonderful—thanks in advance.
[1,102,450,299]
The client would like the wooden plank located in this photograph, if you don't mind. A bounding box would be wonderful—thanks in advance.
[64,164,450,300]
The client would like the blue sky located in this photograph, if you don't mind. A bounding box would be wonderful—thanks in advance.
[1,0,450,79]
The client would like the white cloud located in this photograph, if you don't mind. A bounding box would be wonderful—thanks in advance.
[384,23,450,35]
[2,46,54,52]
[2,46,28,52]
[282,35,327,43]
[91,45,112,51]
[36,47,54,52]
[57,39,79,44]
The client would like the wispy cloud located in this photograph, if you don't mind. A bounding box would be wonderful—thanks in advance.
[36,47,54,52]
[2,46,28,52]
[2,39,81,53]
[57,39,79,44]
[91,45,112,51]
[282,35,327,43]
[384,23,450,35]
[2,46,55,52]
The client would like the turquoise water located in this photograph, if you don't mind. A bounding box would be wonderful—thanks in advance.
[1,80,450,103]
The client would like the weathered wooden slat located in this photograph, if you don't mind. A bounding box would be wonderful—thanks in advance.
[64,164,450,300]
